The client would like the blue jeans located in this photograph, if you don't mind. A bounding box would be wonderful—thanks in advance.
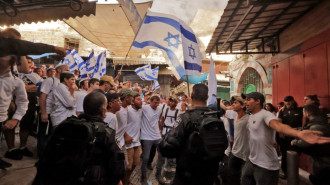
[241,160,279,185]
[141,139,162,177]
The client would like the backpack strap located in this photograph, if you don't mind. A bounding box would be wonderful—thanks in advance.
[160,104,166,115]
[174,109,179,120]
[164,107,169,120]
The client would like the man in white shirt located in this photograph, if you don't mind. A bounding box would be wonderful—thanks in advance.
[104,93,121,130]
[38,63,69,156]
[0,56,28,164]
[116,88,136,149]
[123,93,143,185]
[140,95,162,185]
[51,71,76,127]
[75,78,99,116]
[241,92,330,185]
[224,101,237,146]
[74,79,89,116]
[157,97,179,181]
[228,96,249,185]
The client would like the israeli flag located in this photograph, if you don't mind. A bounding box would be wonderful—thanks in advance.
[145,66,159,81]
[91,51,107,79]
[132,11,202,80]
[86,50,96,76]
[72,49,88,79]
[135,63,151,80]
[62,50,78,73]
[152,80,160,92]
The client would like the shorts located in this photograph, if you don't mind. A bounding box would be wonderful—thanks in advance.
[126,146,142,171]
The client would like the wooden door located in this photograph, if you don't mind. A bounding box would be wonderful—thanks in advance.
[304,43,329,108]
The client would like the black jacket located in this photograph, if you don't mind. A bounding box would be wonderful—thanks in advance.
[292,116,330,172]
[33,114,125,185]
[159,107,228,185]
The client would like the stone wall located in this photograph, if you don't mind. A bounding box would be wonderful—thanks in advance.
[11,20,106,57]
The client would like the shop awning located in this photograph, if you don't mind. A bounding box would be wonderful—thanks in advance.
[64,2,152,57]
[0,1,96,26]
[206,0,321,54]
[112,58,166,66]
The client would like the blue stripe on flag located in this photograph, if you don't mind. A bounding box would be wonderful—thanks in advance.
[184,61,202,72]
[133,40,186,78]
[144,15,197,43]
[136,67,146,74]
[70,63,77,70]
[145,74,158,81]
[80,74,88,79]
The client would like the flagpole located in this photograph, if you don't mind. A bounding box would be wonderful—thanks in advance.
[186,75,191,97]
[120,11,149,72]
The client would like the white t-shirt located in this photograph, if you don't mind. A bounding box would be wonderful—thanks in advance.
[140,105,162,140]
[225,109,238,119]
[248,109,279,170]
[232,114,250,161]
[104,112,118,130]
[40,77,60,114]
[51,83,76,126]
[161,108,178,135]
[74,89,87,113]
[116,106,128,147]
[221,117,231,156]
[125,106,143,149]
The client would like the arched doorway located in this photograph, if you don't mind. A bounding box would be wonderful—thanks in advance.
[238,67,263,93]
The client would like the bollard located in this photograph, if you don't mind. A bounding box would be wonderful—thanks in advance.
[287,151,299,185]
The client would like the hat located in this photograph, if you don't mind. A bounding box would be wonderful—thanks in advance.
[119,88,136,97]
[169,97,178,103]
[61,71,73,75]
[105,93,121,103]
[231,96,244,104]
[100,75,116,87]
[55,63,67,69]
[284,96,294,102]
[241,92,265,104]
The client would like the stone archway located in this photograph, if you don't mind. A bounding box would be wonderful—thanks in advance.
[233,60,268,94]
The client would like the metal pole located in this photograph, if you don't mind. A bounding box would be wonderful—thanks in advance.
[186,75,191,97]
[287,151,299,185]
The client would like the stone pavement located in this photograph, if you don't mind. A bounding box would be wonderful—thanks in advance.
[0,132,312,185]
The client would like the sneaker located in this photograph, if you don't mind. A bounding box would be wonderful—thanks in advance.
[20,147,33,157]
[5,149,23,160]
[147,163,153,170]
[0,158,12,170]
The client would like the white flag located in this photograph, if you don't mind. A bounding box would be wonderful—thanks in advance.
[135,63,151,80]
[62,50,78,73]
[207,57,217,106]
[132,11,202,80]
[91,51,107,79]
[72,50,88,79]
[86,50,96,76]
[152,80,160,92]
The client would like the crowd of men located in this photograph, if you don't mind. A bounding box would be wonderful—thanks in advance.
[1,27,330,185]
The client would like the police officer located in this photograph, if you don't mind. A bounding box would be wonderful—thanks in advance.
[159,84,228,185]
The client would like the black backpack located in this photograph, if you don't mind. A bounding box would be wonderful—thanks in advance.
[186,110,228,161]
[33,116,119,185]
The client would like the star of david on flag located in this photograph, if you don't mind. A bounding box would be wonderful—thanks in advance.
[131,11,202,80]
[61,50,78,73]
[72,49,88,79]
[86,50,97,76]
[91,51,107,79]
